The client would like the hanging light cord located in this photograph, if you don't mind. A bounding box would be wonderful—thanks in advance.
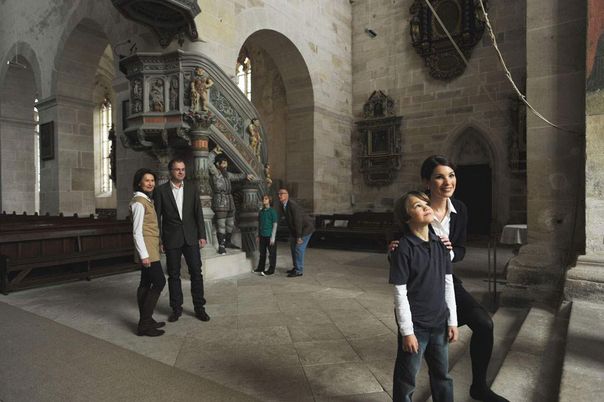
[424,0,577,134]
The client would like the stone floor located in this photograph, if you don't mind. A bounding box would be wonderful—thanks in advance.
[1,243,508,401]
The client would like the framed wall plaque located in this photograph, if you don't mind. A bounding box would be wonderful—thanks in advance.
[40,121,54,161]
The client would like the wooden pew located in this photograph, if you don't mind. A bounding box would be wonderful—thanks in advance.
[0,220,138,294]
[310,212,401,252]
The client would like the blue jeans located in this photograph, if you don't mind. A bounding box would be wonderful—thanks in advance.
[289,234,311,273]
[393,323,453,402]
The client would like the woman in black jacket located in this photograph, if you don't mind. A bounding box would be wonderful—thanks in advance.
[420,155,507,402]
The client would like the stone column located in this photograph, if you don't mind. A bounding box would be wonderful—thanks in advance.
[505,0,586,304]
[239,184,260,256]
[184,111,217,250]
[565,3,604,303]
[190,128,217,249]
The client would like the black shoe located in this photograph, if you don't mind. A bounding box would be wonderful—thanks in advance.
[218,245,226,255]
[286,268,296,274]
[254,267,264,273]
[287,271,303,277]
[151,318,166,328]
[168,311,181,322]
[195,310,211,322]
[137,326,165,337]
[263,270,274,276]
[470,385,509,402]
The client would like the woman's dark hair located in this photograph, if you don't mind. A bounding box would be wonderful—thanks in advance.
[420,155,456,181]
[132,168,157,192]
[393,190,430,229]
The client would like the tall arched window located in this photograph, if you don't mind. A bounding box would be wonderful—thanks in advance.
[236,50,252,100]
[99,97,112,194]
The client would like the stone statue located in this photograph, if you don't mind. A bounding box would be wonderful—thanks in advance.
[209,145,254,255]
[108,124,116,184]
[247,118,262,159]
[264,163,272,187]
[169,76,179,110]
[190,67,213,112]
[149,78,164,112]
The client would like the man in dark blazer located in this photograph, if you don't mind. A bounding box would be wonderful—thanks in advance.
[155,159,209,322]
[277,188,314,277]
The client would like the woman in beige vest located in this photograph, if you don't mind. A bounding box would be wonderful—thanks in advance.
[130,168,166,337]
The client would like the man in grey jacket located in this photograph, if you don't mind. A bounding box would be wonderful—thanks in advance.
[277,188,315,277]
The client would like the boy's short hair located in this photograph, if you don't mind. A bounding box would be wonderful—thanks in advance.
[263,194,273,204]
[393,191,430,229]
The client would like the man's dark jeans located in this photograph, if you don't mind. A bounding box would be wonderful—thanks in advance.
[165,244,206,314]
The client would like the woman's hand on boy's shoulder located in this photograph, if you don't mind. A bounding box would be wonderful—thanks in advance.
[439,235,453,250]
[388,240,400,253]
[402,334,419,353]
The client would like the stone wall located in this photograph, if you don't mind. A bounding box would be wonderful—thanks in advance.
[351,0,527,227]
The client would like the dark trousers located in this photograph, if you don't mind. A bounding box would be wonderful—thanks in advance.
[165,244,206,314]
[139,261,166,291]
[257,236,277,272]
[393,323,453,402]
[455,281,494,389]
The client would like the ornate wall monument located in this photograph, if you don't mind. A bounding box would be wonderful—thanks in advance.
[355,91,402,187]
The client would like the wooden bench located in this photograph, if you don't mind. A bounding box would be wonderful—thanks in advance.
[310,212,401,252]
[0,221,138,294]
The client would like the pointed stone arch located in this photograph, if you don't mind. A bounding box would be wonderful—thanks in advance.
[445,125,500,236]
[0,42,41,213]
[236,29,315,209]
[40,18,117,215]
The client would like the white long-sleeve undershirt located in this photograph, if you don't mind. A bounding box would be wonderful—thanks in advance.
[394,273,458,336]
[131,192,150,260]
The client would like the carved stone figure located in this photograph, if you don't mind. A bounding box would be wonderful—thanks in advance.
[190,67,213,112]
[149,78,164,112]
[247,118,262,159]
[169,76,179,110]
[208,146,254,255]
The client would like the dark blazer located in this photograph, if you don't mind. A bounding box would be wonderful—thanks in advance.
[448,198,467,263]
[154,180,206,250]
[279,199,315,239]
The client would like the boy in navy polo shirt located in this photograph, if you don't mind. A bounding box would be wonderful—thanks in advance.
[254,194,279,276]
[390,191,458,402]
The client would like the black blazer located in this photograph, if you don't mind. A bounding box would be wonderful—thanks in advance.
[448,198,467,263]
[278,199,315,239]
[154,180,206,250]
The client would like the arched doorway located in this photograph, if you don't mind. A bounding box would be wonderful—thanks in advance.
[0,44,40,213]
[450,127,494,237]
[235,30,314,208]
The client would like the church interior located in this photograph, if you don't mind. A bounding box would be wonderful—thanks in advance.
[1,0,603,401]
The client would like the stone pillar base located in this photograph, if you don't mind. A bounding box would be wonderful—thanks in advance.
[503,244,566,305]
[564,254,604,303]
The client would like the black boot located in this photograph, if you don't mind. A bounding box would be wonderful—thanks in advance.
[137,287,165,329]
[224,233,240,249]
[217,233,227,255]
[137,288,165,337]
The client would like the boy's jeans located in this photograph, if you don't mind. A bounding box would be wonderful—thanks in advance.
[393,324,453,402]
[289,234,311,273]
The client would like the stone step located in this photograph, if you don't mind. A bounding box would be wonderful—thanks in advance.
[203,248,252,281]
[559,300,604,401]
[490,303,569,402]
[422,306,528,402]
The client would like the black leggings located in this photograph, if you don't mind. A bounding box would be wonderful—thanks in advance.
[139,261,166,291]
[455,281,494,388]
